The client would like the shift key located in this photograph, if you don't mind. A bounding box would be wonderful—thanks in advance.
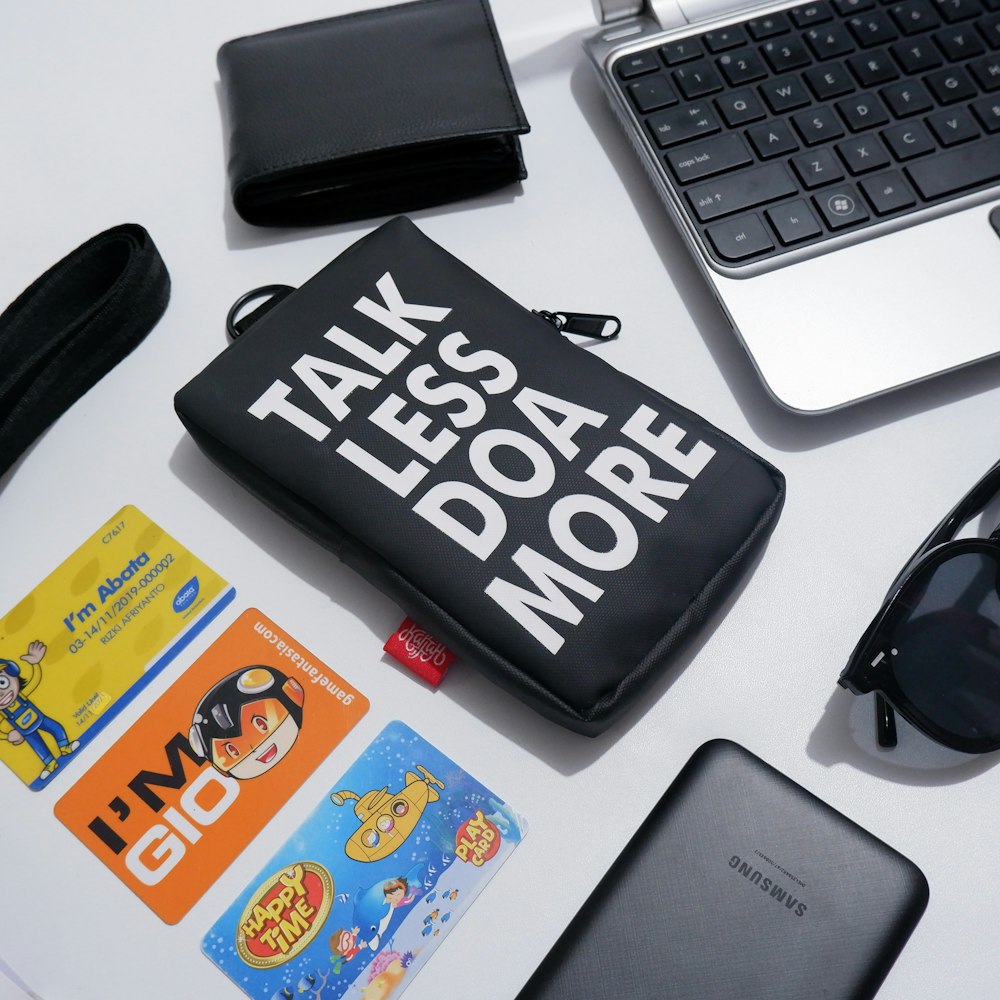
[687,162,797,222]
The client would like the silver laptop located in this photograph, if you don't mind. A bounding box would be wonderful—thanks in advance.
[585,0,1000,413]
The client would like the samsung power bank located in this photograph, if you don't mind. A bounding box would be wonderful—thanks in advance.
[517,740,928,1000]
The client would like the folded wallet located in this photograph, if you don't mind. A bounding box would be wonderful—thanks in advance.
[217,0,530,227]
[174,217,785,734]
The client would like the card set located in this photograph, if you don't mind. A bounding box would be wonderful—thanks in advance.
[7,506,524,997]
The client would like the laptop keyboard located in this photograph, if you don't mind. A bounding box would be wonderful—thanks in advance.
[612,0,1000,266]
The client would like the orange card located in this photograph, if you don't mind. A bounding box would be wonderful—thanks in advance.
[55,609,368,923]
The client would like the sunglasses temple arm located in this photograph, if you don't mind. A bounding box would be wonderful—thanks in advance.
[914,458,1000,560]
[875,694,898,748]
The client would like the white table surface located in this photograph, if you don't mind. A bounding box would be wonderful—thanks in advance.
[3,2,1000,998]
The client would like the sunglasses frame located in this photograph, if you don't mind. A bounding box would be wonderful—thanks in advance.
[839,457,1000,755]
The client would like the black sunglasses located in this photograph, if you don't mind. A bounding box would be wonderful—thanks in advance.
[839,457,1000,754]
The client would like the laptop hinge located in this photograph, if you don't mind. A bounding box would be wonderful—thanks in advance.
[592,0,687,30]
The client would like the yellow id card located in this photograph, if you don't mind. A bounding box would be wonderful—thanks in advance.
[0,505,234,790]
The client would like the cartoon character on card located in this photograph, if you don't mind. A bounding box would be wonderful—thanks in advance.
[0,641,78,780]
[353,863,427,951]
[329,926,364,973]
[188,666,304,780]
[330,764,444,861]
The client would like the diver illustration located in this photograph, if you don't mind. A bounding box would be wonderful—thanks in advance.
[0,640,79,780]
[330,763,445,862]
[352,863,427,952]
[188,665,304,780]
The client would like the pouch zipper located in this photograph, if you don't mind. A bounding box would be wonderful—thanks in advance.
[533,309,621,339]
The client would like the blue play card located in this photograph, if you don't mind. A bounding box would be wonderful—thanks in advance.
[202,721,526,999]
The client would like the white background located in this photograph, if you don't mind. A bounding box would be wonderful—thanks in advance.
[2,2,1000,998]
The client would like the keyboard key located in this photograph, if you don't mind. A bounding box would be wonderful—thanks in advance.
[805,61,857,97]
[665,133,754,182]
[716,88,767,124]
[617,52,659,79]
[760,74,813,111]
[791,1,835,27]
[881,79,934,115]
[969,54,1000,89]
[747,12,792,38]
[882,119,937,156]
[859,170,918,212]
[747,118,800,156]
[762,37,813,71]
[891,38,944,70]
[686,162,798,220]
[890,0,942,35]
[836,133,892,171]
[976,12,1000,46]
[805,22,857,57]
[835,0,876,14]
[647,104,721,147]
[814,186,871,227]
[905,134,1000,197]
[767,198,824,242]
[706,213,775,259]
[934,25,987,58]
[717,49,768,85]
[629,75,679,112]
[703,26,749,51]
[927,107,982,143]
[837,91,891,129]
[674,60,724,98]
[792,146,847,185]
[793,105,847,143]
[848,12,899,46]
[972,94,1000,128]
[933,0,982,21]
[925,66,977,102]
[660,39,704,65]
[848,48,900,85]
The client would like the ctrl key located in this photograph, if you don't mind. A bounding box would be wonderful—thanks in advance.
[706,213,774,261]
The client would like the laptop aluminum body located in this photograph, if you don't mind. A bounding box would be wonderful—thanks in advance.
[585,0,1000,413]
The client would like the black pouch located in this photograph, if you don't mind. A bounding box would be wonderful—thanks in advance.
[217,0,529,227]
[174,218,784,734]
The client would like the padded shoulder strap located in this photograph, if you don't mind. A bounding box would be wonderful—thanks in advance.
[0,223,170,480]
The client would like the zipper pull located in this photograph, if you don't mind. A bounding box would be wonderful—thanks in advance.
[533,309,621,339]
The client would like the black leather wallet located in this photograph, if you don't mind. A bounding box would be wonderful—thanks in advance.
[217,0,530,227]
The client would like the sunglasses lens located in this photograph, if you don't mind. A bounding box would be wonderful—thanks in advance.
[889,549,1000,745]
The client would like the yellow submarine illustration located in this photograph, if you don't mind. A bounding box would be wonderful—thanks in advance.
[330,764,445,862]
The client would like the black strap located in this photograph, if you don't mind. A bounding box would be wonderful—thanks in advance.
[0,223,170,480]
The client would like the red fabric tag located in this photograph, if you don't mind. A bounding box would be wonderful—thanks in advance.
[383,618,455,686]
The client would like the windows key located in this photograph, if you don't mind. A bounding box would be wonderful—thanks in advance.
[706,213,775,260]
[814,186,870,228]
